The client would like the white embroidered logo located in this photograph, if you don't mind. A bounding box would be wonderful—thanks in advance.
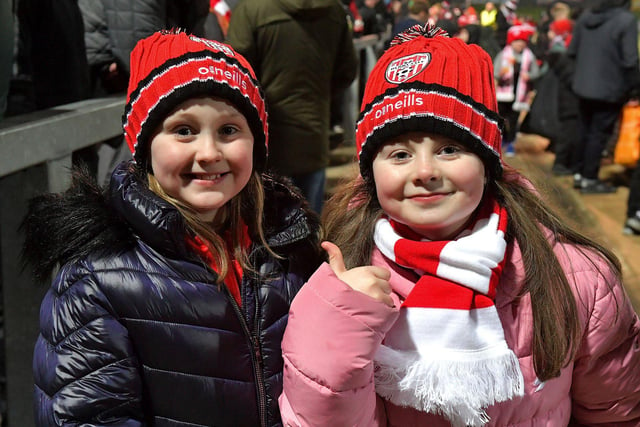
[189,35,236,57]
[385,53,431,84]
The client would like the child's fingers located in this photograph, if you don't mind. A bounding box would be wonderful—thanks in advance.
[321,241,347,275]
[321,242,394,307]
[342,267,394,307]
[370,266,391,281]
[379,293,395,308]
[366,274,394,307]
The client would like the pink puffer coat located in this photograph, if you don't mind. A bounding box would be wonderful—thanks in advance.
[280,239,640,426]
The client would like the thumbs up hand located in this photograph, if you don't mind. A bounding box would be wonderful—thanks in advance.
[321,241,394,307]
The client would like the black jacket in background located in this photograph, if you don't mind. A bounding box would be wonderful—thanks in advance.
[226,0,358,176]
[568,2,640,103]
[17,0,90,109]
[80,0,209,74]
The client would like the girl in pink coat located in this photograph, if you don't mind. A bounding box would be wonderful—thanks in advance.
[279,25,640,426]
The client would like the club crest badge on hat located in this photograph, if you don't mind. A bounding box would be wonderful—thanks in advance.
[357,24,505,183]
[385,53,431,84]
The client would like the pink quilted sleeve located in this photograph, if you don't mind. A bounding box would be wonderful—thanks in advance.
[570,257,640,425]
[279,263,400,426]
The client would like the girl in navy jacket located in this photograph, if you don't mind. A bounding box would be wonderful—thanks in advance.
[22,30,322,426]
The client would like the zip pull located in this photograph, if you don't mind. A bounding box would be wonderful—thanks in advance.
[254,336,263,365]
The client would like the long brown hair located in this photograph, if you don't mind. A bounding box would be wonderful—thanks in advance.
[322,166,622,382]
[148,170,275,282]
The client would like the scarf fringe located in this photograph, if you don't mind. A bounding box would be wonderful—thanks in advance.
[374,345,524,427]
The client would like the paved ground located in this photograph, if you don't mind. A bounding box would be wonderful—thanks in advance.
[326,134,640,313]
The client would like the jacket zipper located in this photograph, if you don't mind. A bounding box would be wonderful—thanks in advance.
[226,283,268,427]
[252,288,267,427]
[194,244,273,427]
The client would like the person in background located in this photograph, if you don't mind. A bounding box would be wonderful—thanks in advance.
[454,11,480,44]
[344,0,367,36]
[458,9,502,59]
[278,24,640,426]
[544,18,581,176]
[226,0,358,214]
[480,1,497,28]
[549,0,573,21]
[567,0,640,194]
[22,30,322,426]
[548,17,573,50]
[531,2,573,66]
[78,0,210,97]
[495,24,541,156]
[16,0,99,177]
[359,0,393,36]
[495,0,519,47]
[206,0,232,40]
[439,0,456,20]
[204,0,242,41]
[435,15,459,37]
[427,2,443,26]
[17,0,90,110]
[462,6,479,25]
[391,0,430,39]
[389,0,409,25]
[476,1,503,58]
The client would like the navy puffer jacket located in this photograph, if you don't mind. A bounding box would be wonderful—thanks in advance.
[24,161,322,426]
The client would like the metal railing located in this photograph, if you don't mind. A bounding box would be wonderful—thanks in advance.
[0,32,389,427]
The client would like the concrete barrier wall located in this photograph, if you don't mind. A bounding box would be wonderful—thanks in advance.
[0,96,125,427]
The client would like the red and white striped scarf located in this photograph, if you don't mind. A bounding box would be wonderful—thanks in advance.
[495,45,534,112]
[373,198,524,427]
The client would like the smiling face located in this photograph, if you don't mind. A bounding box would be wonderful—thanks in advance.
[510,39,527,53]
[150,97,254,222]
[372,132,486,240]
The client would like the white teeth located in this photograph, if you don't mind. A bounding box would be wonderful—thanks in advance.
[199,174,222,180]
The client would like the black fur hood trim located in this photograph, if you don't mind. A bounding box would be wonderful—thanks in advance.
[21,166,136,283]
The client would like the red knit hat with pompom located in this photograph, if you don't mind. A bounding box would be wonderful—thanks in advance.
[506,23,535,44]
[123,30,268,170]
[549,18,573,37]
[356,24,503,184]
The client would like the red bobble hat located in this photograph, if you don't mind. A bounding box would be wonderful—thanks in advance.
[506,23,535,44]
[549,18,573,37]
[356,25,504,183]
[123,30,268,170]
